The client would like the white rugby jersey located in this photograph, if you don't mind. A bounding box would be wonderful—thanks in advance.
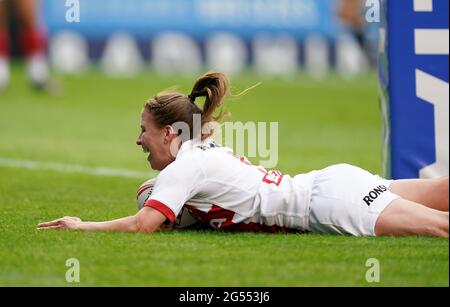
[144,139,316,233]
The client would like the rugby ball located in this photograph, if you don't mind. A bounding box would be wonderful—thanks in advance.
[136,178,205,230]
[136,178,156,211]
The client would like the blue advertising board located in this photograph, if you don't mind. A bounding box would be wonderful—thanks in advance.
[380,0,449,179]
[41,0,339,40]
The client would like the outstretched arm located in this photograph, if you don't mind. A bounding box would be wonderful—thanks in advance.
[37,207,167,233]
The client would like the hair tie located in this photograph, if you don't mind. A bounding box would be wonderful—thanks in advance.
[188,94,196,103]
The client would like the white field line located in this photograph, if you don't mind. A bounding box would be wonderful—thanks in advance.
[0,157,151,179]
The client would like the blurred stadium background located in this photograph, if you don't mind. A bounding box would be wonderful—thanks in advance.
[0,0,448,287]
[4,0,379,79]
[44,0,378,78]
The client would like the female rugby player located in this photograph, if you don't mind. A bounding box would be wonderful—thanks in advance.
[38,72,449,237]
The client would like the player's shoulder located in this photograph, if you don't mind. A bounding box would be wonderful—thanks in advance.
[194,138,223,151]
[158,142,207,177]
[161,153,199,175]
[156,156,205,186]
[178,138,230,159]
[161,138,236,175]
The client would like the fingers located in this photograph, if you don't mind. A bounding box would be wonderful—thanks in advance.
[38,217,64,225]
[37,216,81,230]
[37,225,63,230]
[37,220,62,228]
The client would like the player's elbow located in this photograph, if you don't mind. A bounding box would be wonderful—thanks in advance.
[135,212,160,233]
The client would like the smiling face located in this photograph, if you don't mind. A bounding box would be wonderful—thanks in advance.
[137,73,229,170]
[136,108,177,171]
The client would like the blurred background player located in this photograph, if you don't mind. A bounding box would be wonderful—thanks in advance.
[0,0,50,91]
[337,0,377,67]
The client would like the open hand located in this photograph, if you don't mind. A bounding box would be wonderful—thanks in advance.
[37,216,82,230]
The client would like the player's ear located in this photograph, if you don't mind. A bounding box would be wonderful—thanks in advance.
[164,124,174,134]
[162,125,173,140]
[163,125,179,147]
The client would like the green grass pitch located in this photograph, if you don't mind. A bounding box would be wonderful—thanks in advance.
[0,65,448,286]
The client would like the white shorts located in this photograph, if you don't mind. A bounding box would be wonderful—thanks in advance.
[308,164,399,236]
